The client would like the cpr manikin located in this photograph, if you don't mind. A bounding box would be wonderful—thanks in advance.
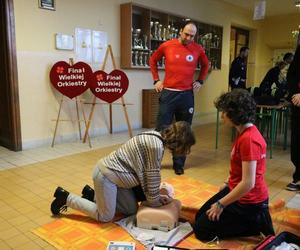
[136,182,181,231]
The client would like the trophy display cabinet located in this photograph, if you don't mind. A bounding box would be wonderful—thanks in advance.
[120,2,223,70]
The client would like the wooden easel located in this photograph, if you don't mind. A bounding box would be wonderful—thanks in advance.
[83,45,133,143]
[51,58,91,148]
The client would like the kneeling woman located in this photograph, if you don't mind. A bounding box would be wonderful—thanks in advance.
[194,89,274,241]
[50,121,195,222]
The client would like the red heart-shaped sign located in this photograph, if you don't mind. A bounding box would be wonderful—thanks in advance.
[90,70,129,103]
[50,61,94,99]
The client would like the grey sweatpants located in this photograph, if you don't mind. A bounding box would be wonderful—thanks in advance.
[66,166,138,222]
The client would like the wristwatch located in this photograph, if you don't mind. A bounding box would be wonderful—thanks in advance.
[153,80,160,85]
[216,200,225,209]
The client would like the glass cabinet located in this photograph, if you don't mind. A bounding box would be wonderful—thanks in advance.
[120,3,223,70]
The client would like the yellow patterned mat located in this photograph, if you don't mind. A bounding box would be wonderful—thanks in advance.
[33,176,300,249]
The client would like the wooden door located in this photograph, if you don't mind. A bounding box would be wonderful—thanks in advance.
[0,0,22,151]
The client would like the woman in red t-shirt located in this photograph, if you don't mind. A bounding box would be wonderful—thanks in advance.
[194,89,274,241]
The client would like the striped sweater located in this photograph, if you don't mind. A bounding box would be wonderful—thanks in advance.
[99,131,164,207]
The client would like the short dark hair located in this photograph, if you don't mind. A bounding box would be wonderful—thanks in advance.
[180,21,197,31]
[161,121,196,156]
[283,52,293,61]
[240,46,249,53]
[214,89,256,125]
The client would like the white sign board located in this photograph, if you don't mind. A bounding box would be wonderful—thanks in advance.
[75,28,108,64]
[253,0,266,20]
[75,28,92,62]
[55,33,74,50]
[92,31,108,64]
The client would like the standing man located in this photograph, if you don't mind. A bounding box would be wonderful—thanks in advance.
[286,33,300,191]
[149,21,209,175]
[229,46,249,90]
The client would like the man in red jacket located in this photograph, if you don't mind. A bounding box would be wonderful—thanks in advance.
[149,21,209,175]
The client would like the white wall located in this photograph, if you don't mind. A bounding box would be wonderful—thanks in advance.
[14,0,295,149]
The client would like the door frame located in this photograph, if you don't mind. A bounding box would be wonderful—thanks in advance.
[231,26,250,59]
[1,0,22,151]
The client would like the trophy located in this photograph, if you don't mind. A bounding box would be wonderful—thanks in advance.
[144,51,149,66]
[143,34,148,49]
[171,27,176,39]
[132,28,142,49]
[138,51,144,66]
[214,35,220,48]
[162,27,167,41]
[158,24,162,40]
[201,33,212,49]
[150,21,154,39]
[136,29,142,48]
[132,28,137,48]
[167,25,171,40]
[133,50,139,65]
[174,28,178,38]
[154,21,159,39]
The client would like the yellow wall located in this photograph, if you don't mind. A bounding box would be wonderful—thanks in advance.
[15,0,127,148]
[262,14,300,49]
[13,0,298,148]
[250,13,300,86]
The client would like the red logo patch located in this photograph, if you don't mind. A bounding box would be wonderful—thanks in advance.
[89,70,129,103]
[50,61,94,99]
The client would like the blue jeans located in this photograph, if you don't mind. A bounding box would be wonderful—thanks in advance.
[156,89,194,170]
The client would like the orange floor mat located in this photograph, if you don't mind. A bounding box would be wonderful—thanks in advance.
[33,176,300,249]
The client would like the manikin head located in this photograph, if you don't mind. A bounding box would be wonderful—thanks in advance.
[159,182,175,198]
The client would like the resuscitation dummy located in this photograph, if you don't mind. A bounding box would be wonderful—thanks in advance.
[136,182,182,231]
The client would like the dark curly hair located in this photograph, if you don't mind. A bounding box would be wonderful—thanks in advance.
[214,89,256,125]
[161,121,196,156]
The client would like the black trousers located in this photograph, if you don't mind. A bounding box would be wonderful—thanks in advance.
[156,89,194,170]
[291,113,300,182]
[193,187,275,241]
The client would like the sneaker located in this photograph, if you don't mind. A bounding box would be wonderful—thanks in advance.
[174,168,184,175]
[81,184,94,202]
[50,186,69,215]
[286,181,300,191]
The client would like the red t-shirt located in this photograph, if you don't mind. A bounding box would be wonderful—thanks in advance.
[149,39,209,90]
[229,125,269,204]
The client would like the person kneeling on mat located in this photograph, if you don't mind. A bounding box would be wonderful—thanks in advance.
[194,89,274,241]
[50,121,195,222]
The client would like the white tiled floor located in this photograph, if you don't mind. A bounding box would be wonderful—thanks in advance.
[0,128,147,170]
